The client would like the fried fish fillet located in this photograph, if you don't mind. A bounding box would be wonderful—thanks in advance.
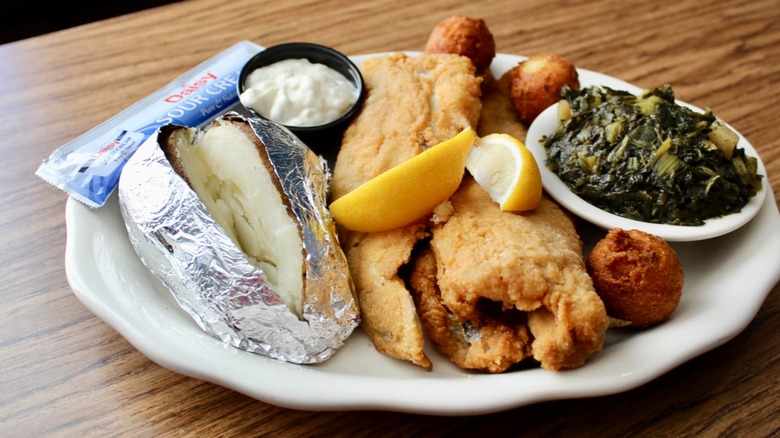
[476,68,527,140]
[410,245,532,373]
[330,53,482,369]
[412,177,608,371]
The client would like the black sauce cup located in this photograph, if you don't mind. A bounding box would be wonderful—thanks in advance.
[237,42,365,156]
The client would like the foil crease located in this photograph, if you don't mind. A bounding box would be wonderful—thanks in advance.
[117,112,359,364]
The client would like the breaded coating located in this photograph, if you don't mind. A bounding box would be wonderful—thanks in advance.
[344,223,431,369]
[331,53,482,199]
[330,53,482,370]
[425,15,496,73]
[426,177,609,371]
[586,229,684,328]
[410,246,532,373]
[510,54,579,125]
[477,69,527,140]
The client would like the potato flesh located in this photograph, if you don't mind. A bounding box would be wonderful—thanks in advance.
[175,122,304,317]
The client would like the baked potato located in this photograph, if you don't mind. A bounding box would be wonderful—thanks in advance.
[118,112,359,364]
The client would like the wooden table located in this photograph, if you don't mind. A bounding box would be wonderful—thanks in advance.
[2,0,778,435]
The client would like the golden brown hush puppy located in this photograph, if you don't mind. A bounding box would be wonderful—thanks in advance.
[510,54,579,125]
[425,15,496,73]
[586,229,684,328]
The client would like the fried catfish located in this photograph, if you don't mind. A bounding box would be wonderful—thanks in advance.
[330,53,483,369]
[410,177,608,372]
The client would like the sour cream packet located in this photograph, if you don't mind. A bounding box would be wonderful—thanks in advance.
[36,40,263,208]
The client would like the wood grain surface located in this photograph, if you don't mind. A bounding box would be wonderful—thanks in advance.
[1,0,778,436]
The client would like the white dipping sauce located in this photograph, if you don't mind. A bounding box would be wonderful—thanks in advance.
[239,58,358,127]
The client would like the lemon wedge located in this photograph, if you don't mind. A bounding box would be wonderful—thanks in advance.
[329,127,477,232]
[466,133,542,211]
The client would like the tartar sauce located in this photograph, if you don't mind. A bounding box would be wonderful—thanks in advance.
[239,58,358,127]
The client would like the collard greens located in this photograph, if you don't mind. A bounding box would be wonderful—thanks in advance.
[543,85,763,226]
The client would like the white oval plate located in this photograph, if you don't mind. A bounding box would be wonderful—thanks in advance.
[64,52,780,415]
[525,79,767,242]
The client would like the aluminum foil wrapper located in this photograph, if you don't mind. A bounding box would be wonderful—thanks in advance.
[117,112,359,364]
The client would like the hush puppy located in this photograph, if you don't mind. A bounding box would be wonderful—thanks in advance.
[586,229,683,328]
[425,15,496,73]
[510,54,579,125]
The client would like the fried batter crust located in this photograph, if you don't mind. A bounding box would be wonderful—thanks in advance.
[330,53,482,370]
[410,247,531,373]
[510,54,580,125]
[424,15,496,73]
[331,53,482,200]
[428,177,609,371]
[344,223,431,369]
[586,228,684,328]
[477,69,527,140]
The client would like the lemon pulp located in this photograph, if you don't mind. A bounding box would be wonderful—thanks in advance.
[466,133,542,211]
